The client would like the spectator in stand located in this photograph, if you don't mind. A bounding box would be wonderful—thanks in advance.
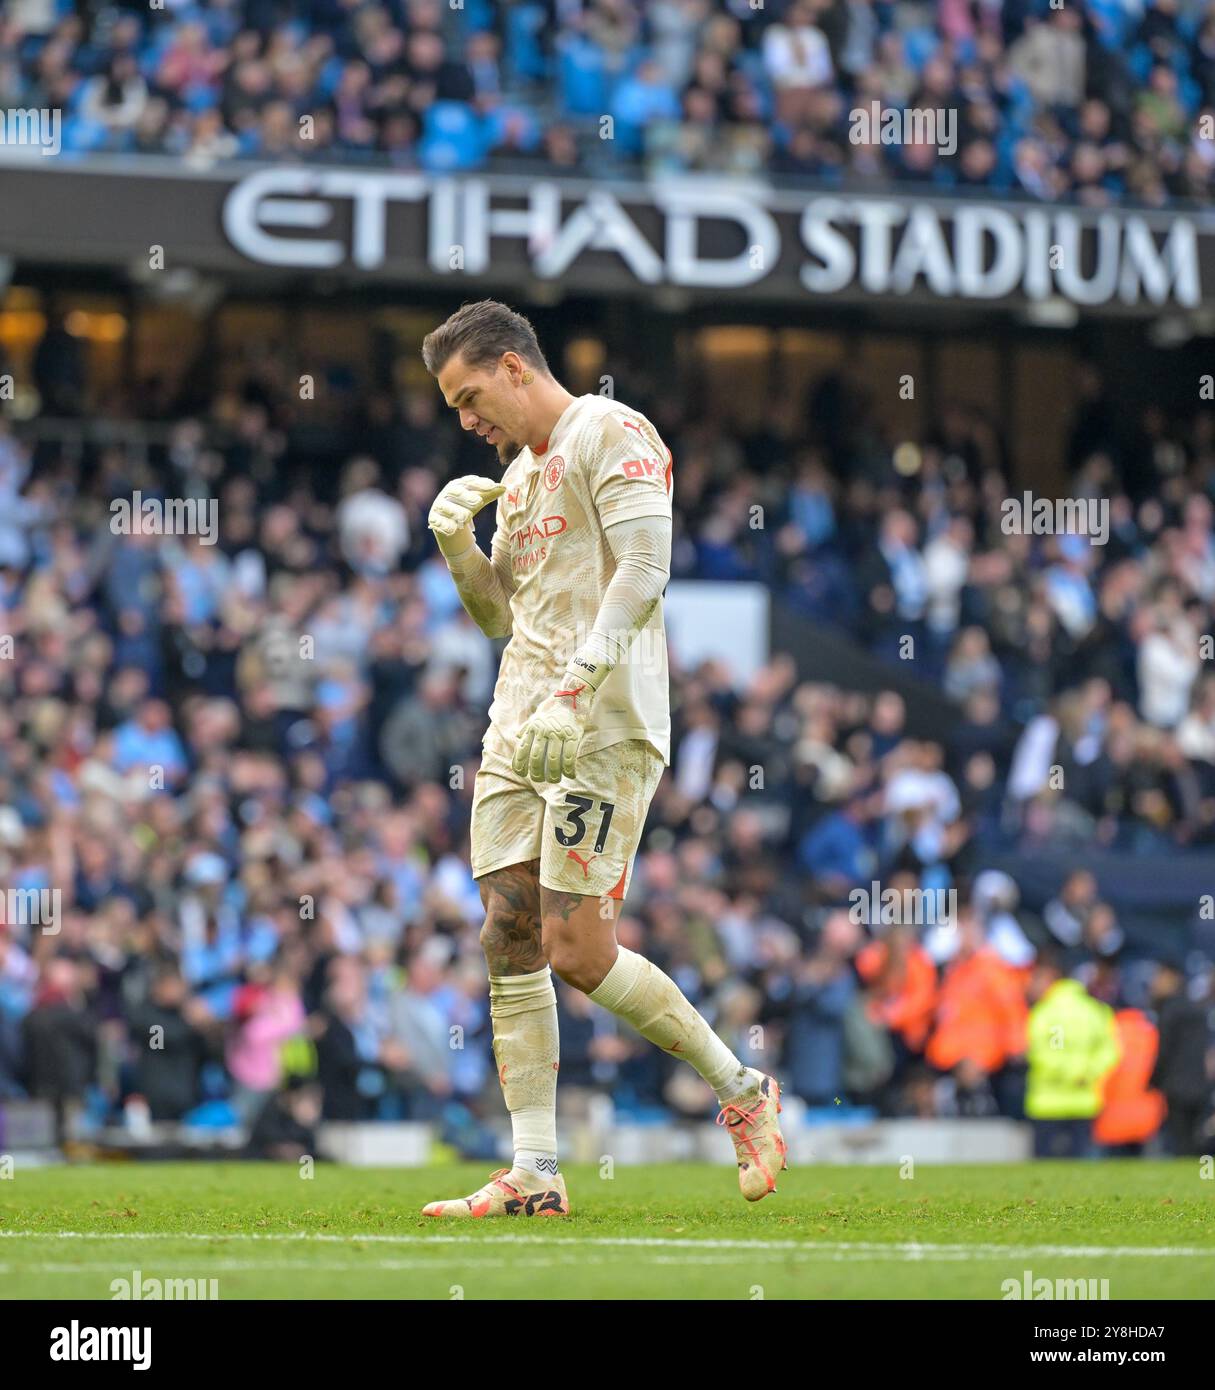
[797,791,879,897]
[781,909,860,1107]
[125,966,212,1122]
[311,956,373,1121]
[20,958,97,1147]
[763,0,834,126]
[1008,11,1086,110]
[1042,869,1101,953]
[1137,599,1201,729]
[0,1,1205,201]
[78,55,148,138]
[225,959,307,1124]
[246,1076,325,1162]
[385,937,458,1117]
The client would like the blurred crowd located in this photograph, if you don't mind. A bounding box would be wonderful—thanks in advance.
[1,0,1213,203]
[697,374,1215,863]
[0,326,1213,1160]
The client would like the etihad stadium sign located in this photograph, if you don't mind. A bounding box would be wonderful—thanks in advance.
[222,169,1204,310]
[0,157,1210,315]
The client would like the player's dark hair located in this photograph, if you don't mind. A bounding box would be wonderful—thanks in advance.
[421,299,550,377]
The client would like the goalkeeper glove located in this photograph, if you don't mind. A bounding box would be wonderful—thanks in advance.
[428,475,506,561]
[512,652,607,784]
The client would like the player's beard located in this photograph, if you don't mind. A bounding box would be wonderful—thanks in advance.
[496,437,524,467]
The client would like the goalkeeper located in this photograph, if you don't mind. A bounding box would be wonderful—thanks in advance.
[418,300,787,1219]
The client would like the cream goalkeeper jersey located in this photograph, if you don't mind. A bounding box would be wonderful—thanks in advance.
[485,393,673,764]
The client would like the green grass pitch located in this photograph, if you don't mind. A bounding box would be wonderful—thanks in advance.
[1,1161,1212,1300]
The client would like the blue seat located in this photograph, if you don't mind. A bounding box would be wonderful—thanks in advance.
[903,26,939,72]
[183,83,218,113]
[142,28,177,82]
[461,0,495,33]
[182,1099,240,1129]
[424,100,479,139]
[1087,0,1132,50]
[802,1104,879,1126]
[62,116,108,154]
[418,132,485,172]
[317,54,344,100]
[737,48,767,86]
[420,103,489,169]
[506,1,549,81]
[559,36,608,115]
[485,104,541,152]
[1128,44,1153,84]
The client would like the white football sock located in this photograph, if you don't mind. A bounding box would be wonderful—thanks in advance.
[514,1150,560,1180]
[489,966,559,1177]
[588,946,755,1106]
[716,1066,763,1104]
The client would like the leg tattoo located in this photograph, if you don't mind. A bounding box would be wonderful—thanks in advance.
[479,859,545,976]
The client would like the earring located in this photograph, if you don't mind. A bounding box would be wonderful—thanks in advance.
[522,371,534,385]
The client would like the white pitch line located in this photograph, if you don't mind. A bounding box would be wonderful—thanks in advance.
[0,1252,1032,1274]
[0,1256,618,1275]
[1,1231,1213,1259]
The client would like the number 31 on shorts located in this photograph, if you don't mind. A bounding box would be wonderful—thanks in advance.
[554,796,616,853]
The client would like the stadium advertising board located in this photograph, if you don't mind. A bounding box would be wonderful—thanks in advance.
[1,157,1211,315]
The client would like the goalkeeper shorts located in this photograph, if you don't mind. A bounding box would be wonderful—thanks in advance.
[470,722,665,899]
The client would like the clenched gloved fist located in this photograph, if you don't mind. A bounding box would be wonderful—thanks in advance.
[513,676,594,783]
[428,475,506,560]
